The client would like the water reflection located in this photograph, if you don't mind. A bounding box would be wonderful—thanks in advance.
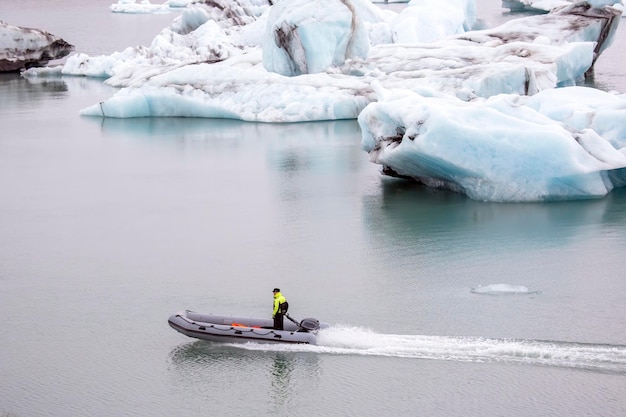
[89,117,367,203]
[95,116,261,140]
[0,73,68,110]
[361,175,626,254]
[92,116,361,147]
[168,341,322,414]
[269,353,294,409]
[600,185,626,225]
[23,76,68,95]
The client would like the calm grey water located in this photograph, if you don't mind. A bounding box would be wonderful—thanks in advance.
[1,1,625,417]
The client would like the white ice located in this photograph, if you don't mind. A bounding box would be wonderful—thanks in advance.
[13,0,626,201]
[503,0,625,12]
[469,284,540,294]
[109,0,195,14]
[359,85,626,202]
[391,0,477,43]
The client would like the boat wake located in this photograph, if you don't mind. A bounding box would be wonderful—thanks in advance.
[232,325,626,374]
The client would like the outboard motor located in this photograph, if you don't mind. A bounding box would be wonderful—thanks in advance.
[298,318,321,332]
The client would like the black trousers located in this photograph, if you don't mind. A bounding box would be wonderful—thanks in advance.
[273,313,284,330]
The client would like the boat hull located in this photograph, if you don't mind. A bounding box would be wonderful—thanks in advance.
[168,310,320,345]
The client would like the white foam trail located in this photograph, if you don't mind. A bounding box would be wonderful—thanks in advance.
[233,325,626,374]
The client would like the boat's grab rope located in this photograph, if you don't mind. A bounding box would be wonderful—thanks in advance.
[177,314,290,336]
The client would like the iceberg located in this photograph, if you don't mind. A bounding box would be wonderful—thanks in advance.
[15,0,626,201]
[261,0,388,76]
[502,0,625,12]
[49,0,271,79]
[68,1,623,118]
[0,21,74,72]
[358,85,626,202]
[390,0,477,43]
[109,0,196,14]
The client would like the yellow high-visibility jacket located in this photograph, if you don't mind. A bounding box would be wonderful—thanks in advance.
[273,292,287,318]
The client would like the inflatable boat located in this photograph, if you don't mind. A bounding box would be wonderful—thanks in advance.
[168,310,328,345]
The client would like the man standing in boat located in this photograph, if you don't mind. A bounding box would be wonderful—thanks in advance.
[272,288,288,330]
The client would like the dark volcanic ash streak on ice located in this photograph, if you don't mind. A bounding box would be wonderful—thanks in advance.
[0,21,74,72]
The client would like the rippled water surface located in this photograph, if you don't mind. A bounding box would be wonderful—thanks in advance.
[1,1,625,417]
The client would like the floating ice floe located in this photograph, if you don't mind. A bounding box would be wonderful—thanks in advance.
[109,0,195,14]
[359,85,626,202]
[503,0,625,13]
[0,21,74,72]
[470,284,542,295]
[42,0,272,79]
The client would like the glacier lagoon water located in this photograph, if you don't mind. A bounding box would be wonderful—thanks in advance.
[1,1,626,417]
